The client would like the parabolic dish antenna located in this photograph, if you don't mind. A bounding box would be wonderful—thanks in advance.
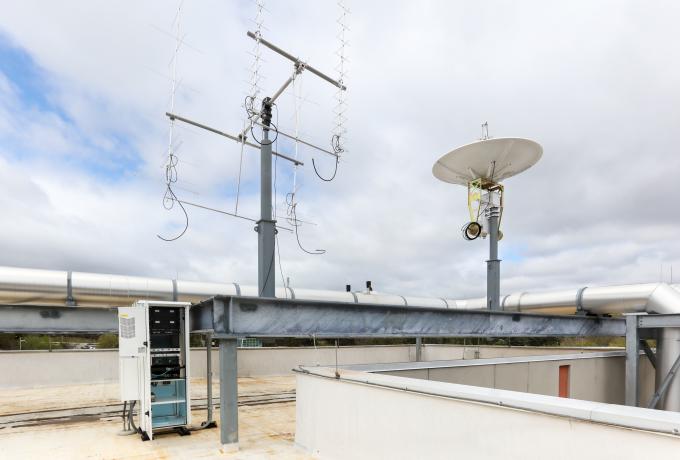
[432,137,543,186]
[431,133,543,312]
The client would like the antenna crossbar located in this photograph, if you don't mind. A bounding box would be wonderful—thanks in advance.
[246,31,347,90]
[251,119,337,158]
[165,112,304,166]
[179,199,293,232]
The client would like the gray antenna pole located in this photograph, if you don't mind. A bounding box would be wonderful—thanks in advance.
[484,121,499,311]
[486,207,501,310]
[258,98,276,297]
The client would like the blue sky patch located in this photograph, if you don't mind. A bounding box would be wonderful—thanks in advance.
[0,34,143,181]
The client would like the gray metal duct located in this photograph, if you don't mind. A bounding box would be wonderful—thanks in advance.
[0,266,461,308]
[451,283,680,316]
[2,265,680,315]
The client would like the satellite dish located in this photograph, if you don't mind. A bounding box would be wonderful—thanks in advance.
[432,132,542,311]
[432,138,542,186]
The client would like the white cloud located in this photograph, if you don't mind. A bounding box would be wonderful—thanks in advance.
[0,0,679,301]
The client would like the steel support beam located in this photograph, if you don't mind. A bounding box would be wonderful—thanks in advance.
[625,315,640,406]
[0,305,117,333]
[648,351,680,409]
[206,332,214,425]
[638,314,680,329]
[219,338,238,447]
[415,337,422,361]
[190,296,625,338]
[640,339,657,369]
[0,297,628,338]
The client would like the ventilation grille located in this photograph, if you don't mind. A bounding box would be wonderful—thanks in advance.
[120,317,135,339]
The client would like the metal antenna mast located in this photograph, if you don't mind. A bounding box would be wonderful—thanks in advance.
[258,97,276,296]
[165,32,345,298]
[247,33,346,297]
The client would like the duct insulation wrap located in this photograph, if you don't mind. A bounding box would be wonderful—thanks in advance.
[0,266,68,305]
[491,284,680,316]
[71,272,174,305]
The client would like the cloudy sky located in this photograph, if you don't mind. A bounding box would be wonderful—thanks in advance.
[0,1,678,299]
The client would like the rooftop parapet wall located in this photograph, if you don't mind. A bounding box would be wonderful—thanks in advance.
[1,345,617,388]
[343,352,656,407]
[295,367,680,460]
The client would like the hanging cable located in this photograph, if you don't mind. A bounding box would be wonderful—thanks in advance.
[157,168,190,241]
[291,203,325,255]
[234,119,247,214]
[276,233,287,299]
[312,155,339,182]
[127,401,138,433]
[284,79,325,255]
[286,188,325,254]
[249,121,278,145]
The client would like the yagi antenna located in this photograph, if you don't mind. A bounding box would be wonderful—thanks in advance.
[157,0,189,242]
[433,133,542,311]
[164,8,348,299]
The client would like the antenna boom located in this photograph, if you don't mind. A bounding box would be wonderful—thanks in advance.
[246,31,347,90]
[165,112,304,166]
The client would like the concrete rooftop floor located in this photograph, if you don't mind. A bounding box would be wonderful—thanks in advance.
[0,376,310,459]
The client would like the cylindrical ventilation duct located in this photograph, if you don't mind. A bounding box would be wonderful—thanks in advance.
[2,265,680,411]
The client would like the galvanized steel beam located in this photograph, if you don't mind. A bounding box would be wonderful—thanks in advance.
[638,314,680,329]
[648,351,680,409]
[219,338,239,446]
[640,339,657,369]
[625,315,640,406]
[190,296,626,338]
[0,296,638,338]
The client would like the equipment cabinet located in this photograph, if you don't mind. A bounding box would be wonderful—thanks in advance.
[118,301,191,440]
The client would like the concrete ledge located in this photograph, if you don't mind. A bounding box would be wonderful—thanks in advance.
[341,350,628,372]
